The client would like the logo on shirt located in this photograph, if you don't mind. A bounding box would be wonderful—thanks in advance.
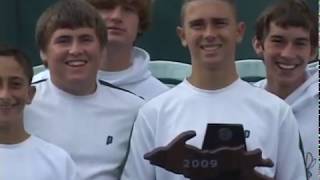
[244,130,250,138]
[106,136,113,145]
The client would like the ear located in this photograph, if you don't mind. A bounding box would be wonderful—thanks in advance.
[26,86,36,105]
[176,26,187,47]
[252,36,264,57]
[236,21,246,43]
[309,46,318,61]
[40,50,48,67]
[40,50,47,61]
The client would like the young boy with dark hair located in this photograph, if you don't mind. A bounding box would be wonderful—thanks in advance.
[0,45,78,180]
[253,0,319,179]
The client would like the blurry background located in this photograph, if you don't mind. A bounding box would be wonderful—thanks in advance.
[0,0,317,65]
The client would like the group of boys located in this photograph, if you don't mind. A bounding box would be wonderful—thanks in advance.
[0,0,317,180]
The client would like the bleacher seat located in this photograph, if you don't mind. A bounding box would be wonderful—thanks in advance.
[149,60,191,87]
[33,64,46,75]
[235,59,266,82]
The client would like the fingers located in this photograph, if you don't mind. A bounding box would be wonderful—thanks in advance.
[174,130,197,145]
[255,158,274,167]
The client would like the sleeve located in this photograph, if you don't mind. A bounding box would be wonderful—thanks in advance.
[276,106,308,180]
[121,108,157,180]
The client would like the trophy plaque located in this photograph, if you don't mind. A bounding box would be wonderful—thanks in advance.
[144,124,274,180]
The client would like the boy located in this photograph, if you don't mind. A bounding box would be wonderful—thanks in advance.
[253,1,319,179]
[88,0,169,100]
[0,45,78,180]
[121,0,307,179]
[35,0,169,100]
[24,0,144,180]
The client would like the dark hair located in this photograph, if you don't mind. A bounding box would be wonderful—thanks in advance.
[35,0,108,52]
[0,45,33,84]
[255,0,318,48]
[86,0,152,34]
[180,0,238,25]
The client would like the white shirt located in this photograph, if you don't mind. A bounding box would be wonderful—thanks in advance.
[24,79,144,180]
[121,79,307,180]
[0,135,78,180]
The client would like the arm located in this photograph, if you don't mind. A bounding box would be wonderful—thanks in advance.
[121,109,157,180]
[276,107,307,180]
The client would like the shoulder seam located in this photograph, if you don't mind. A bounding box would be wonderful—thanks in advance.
[98,80,144,100]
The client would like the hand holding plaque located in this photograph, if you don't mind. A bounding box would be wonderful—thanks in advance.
[144,130,274,180]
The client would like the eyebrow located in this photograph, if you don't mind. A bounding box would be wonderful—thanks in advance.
[270,35,309,41]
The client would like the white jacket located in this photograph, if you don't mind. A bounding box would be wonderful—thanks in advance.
[255,68,319,180]
[98,47,169,100]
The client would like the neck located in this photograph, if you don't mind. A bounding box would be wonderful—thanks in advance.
[189,63,238,90]
[0,119,30,144]
[266,74,306,99]
[100,45,133,71]
[51,77,97,96]
[64,81,97,96]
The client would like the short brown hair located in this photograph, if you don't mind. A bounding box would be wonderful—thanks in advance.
[35,0,108,52]
[86,0,152,33]
[255,0,318,48]
[180,0,238,25]
[0,45,33,84]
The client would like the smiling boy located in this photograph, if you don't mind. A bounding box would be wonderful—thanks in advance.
[121,0,307,179]
[0,45,78,180]
[23,0,144,180]
[253,1,319,179]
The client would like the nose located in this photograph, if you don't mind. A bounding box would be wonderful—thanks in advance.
[204,25,217,42]
[107,6,123,22]
[69,41,83,56]
[280,43,296,59]
[0,85,11,99]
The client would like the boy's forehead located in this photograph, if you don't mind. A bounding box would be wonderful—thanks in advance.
[50,27,97,37]
[0,56,25,77]
[268,22,310,37]
[95,0,137,8]
[183,0,235,21]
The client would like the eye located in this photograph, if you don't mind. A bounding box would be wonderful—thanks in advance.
[123,5,137,13]
[214,19,228,28]
[270,38,284,44]
[9,81,24,89]
[295,41,308,47]
[54,36,71,44]
[189,20,204,30]
[80,35,95,43]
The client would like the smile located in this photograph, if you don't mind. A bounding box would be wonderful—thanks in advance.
[65,60,88,67]
[200,44,222,51]
[107,27,126,32]
[276,62,298,70]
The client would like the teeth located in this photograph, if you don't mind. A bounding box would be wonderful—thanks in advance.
[66,60,87,67]
[278,63,296,70]
[201,44,220,51]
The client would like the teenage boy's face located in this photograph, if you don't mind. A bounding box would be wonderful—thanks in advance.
[0,56,35,126]
[42,27,102,89]
[177,0,245,68]
[254,22,315,85]
[98,4,139,47]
